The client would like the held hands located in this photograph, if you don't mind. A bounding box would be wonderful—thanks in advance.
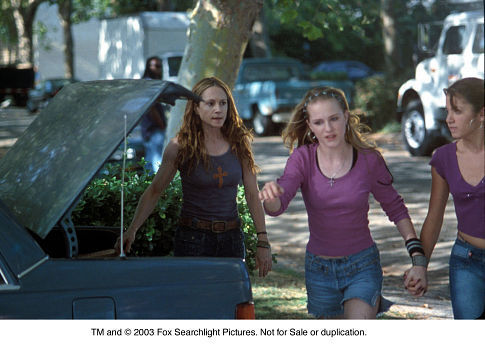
[259,181,284,201]
[403,265,428,297]
[114,230,136,255]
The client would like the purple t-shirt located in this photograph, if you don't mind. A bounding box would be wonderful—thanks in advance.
[265,143,410,256]
[429,142,485,239]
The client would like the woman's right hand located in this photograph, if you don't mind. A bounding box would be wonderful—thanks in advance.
[258,181,284,201]
[114,230,136,255]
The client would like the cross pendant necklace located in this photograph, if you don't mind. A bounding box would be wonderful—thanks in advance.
[327,158,347,187]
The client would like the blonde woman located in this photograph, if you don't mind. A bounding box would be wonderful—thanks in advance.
[116,77,272,277]
[259,86,426,318]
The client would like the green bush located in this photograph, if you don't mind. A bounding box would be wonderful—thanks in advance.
[72,161,274,272]
[353,74,402,131]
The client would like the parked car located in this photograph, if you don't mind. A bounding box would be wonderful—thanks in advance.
[233,58,354,136]
[0,66,35,107]
[26,78,78,113]
[312,60,378,81]
[0,79,255,319]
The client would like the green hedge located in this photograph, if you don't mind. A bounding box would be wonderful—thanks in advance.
[352,74,402,131]
[72,161,275,272]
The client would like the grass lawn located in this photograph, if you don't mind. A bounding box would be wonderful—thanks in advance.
[251,267,310,319]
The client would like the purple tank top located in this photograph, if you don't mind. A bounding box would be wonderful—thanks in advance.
[429,142,485,239]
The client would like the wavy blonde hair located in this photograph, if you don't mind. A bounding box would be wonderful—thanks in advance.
[176,76,259,174]
[282,86,377,153]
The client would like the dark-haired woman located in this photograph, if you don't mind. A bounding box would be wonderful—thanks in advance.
[410,77,484,319]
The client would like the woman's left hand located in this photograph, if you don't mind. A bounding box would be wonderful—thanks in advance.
[255,247,272,278]
[403,266,428,297]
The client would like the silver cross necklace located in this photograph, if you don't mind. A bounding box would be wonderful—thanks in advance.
[325,155,349,187]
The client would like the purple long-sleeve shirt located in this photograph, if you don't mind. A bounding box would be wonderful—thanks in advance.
[429,142,485,239]
[265,143,410,256]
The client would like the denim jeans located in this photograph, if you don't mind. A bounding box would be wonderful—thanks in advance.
[449,238,485,319]
[143,130,165,174]
[173,224,245,259]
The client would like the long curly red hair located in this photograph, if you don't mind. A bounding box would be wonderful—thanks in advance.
[176,76,259,174]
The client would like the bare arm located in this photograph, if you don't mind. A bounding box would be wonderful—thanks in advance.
[115,138,179,253]
[404,167,449,295]
[420,167,449,260]
[242,161,272,277]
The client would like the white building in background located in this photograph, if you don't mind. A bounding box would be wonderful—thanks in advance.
[34,3,100,81]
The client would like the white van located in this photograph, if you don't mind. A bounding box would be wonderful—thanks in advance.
[397,10,484,156]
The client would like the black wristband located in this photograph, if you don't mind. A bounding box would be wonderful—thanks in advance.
[405,238,425,257]
[257,231,267,235]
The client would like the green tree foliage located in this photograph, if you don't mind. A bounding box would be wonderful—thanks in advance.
[265,0,383,67]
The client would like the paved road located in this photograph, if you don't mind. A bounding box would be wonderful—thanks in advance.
[0,106,454,318]
[0,107,35,158]
[252,133,455,319]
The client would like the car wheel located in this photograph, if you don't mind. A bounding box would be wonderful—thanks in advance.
[401,101,436,156]
[252,109,273,136]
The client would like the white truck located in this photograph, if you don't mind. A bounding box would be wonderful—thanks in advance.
[397,10,484,156]
[98,11,189,82]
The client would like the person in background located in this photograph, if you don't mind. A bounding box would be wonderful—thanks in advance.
[141,56,167,173]
[407,77,484,319]
[259,86,427,318]
[115,76,272,277]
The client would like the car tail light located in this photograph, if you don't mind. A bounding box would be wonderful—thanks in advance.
[236,302,255,319]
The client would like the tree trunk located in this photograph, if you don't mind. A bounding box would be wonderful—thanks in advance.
[248,7,272,58]
[58,0,74,79]
[380,0,400,76]
[165,0,263,142]
[11,0,45,66]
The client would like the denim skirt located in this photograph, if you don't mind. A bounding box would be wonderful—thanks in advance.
[305,244,383,318]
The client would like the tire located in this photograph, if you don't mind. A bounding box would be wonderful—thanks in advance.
[401,101,436,156]
[252,109,273,136]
